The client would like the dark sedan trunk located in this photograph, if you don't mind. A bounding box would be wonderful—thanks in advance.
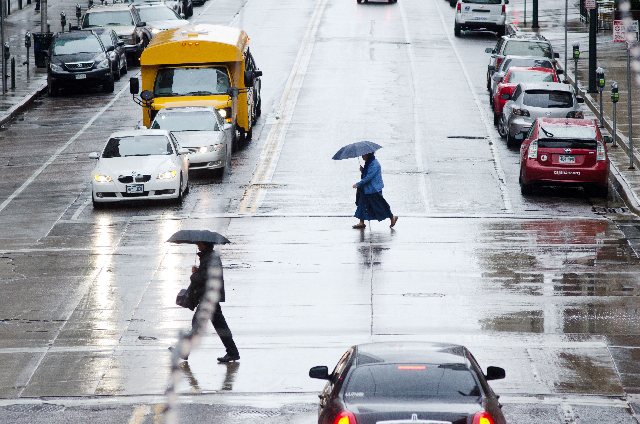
[348,399,484,424]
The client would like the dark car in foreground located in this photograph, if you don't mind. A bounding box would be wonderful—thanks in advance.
[309,342,506,424]
[47,30,115,96]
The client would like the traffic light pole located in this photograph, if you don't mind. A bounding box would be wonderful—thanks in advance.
[588,4,598,93]
[532,0,539,29]
[1,0,5,94]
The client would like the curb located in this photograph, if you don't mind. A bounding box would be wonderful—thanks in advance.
[0,82,48,128]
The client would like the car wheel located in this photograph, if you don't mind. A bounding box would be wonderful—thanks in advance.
[498,115,508,138]
[104,77,115,93]
[357,0,362,3]
[256,97,262,117]
[497,25,506,37]
[493,112,499,126]
[449,0,456,6]
[520,181,533,195]
[454,22,461,37]
[121,55,128,75]
[489,91,493,106]
[176,174,185,203]
[92,194,105,209]
[506,132,518,147]
[114,61,121,81]
[47,81,59,97]
[588,184,608,198]
[188,3,193,16]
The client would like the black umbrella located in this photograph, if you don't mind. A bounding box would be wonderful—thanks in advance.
[332,141,382,160]
[166,230,230,245]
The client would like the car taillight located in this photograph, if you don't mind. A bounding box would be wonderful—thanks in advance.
[495,58,503,68]
[597,141,606,161]
[513,108,530,117]
[566,110,583,118]
[472,412,495,424]
[528,140,538,159]
[457,2,461,12]
[502,5,506,14]
[334,411,357,424]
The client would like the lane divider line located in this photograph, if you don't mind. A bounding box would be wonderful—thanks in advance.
[0,80,133,215]
[128,404,151,424]
[399,1,431,214]
[237,0,328,213]
[431,0,514,214]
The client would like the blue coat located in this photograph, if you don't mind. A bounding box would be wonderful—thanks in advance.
[356,157,384,194]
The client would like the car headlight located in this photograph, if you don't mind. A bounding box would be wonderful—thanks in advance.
[219,107,232,123]
[157,170,178,179]
[96,59,110,69]
[50,63,62,72]
[198,146,208,153]
[94,174,112,183]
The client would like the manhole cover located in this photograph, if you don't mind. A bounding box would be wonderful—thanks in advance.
[4,403,65,413]
[228,410,282,419]
[402,293,445,298]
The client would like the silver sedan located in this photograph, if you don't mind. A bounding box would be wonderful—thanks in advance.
[499,82,584,147]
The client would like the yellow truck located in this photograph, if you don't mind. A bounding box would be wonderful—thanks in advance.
[129,24,262,145]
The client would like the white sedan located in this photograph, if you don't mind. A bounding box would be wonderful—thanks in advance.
[89,129,189,207]
[150,106,232,174]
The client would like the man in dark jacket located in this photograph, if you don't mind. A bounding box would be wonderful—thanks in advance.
[174,242,239,362]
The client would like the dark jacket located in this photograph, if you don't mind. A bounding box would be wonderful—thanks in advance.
[189,247,225,305]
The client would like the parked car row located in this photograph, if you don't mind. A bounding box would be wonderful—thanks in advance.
[450,2,612,197]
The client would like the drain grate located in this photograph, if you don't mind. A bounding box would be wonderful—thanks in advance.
[228,410,282,419]
[447,136,488,140]
[4,403,65,413]
[593,207,628,214]
[402,293,445,298]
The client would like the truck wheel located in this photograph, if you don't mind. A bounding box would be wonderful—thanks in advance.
[454,22,461,37]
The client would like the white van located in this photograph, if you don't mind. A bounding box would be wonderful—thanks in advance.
[454,0,508,37]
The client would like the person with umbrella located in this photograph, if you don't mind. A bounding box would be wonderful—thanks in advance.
[168,230,240,363]
[333,141,398,229]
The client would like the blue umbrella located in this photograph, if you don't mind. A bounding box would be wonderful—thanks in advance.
[332,141,382,160]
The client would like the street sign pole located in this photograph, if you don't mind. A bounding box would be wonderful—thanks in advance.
[1,0,5,95]
[628,45,634,169]
[565,0,568,80]
[588,3,598,92]
[532,0,539,29]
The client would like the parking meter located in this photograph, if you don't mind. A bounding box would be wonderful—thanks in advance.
[4,43,10,61]
[24,32,31,49]
[611,81,619,147]
[76,4,81,18]
[573,42,580,60]
[60,12,67,32]
[611,81,619,103]
[596,67,605,88]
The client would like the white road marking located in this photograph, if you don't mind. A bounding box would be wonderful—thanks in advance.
[237,0,328,213]
[128,404,151,424]
[71,198,92,220]
[399,1,431,214]
[431,0,514,214]
[0,81,132,215]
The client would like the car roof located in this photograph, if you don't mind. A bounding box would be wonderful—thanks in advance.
[354,342,468,366]
[109,129,171,137]
[519,82,572,92]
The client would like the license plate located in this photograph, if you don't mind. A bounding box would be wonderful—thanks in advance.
[75,74,87,80]
[559,155,575,164]
[126,184,144,193]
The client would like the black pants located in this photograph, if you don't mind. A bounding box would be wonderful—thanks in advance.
[192,304,239,356]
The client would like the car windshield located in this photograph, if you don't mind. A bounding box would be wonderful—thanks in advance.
[83,10,134,27]
[507,71,555,83]
[523,90,573,108]
[137,6,181,21]
[102,135,173,158]
[154,67,231,96]
[151,111,220,131]
[98,32,114,48]
[53,36,103,55]
[503,41,552,58]
[502,58,553,72]
[344,364,480,402]
[538,139,598,149]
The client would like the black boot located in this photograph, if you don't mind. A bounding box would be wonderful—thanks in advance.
[217,353,240,362]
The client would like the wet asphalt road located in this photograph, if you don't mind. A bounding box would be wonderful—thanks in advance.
[1,0,640,422]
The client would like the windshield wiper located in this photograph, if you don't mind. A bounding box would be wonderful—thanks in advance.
[184,91,216,96]
[540,126,554,138]
[127,154,152,156]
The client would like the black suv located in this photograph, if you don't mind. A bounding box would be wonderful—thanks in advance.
[47,30,115,96]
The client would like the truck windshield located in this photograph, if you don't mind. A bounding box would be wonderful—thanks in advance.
[151,111,220,131]
[53,36,103,55]
[154,67,231,96]
[83,11,134,27]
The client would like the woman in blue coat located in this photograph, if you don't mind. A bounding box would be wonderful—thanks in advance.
[353,153,398,229]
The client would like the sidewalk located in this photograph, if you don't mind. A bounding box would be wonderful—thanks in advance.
[508,0,640,214]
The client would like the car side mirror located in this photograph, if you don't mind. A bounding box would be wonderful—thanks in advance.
[576,97,585,103]
[117,40,125,47]
[106,45,115,52]
[309,366,330,380]
[554,52,560,58]
[485,366,505,381]
[556,69,564,75]
[485,48,494,54]
[178,148,189,155]
[130,77,140,94]
[603,135,613,144]
[223,123,233,131]
[492,73,504,82]
[226,87,239,98]
[136,21,146,27]
[89,152,100,159]
[501,93,511,100]
[488,65,495,72]
[243,70,254,88]
[504,0,509,4]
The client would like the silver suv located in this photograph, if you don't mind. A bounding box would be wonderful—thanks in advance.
[485,33,558,91]
[499,82,584,147]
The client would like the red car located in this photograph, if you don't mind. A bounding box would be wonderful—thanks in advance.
[492,66,558,125]
[519,118,610,197]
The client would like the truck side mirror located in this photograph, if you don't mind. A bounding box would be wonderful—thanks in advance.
[554,52,560,58]
[136,21,146,27]
[130,77,139,94]
[243,70,254,88]
[226,87,239,98]
[254,70,262,77]
[140,90,154,101]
